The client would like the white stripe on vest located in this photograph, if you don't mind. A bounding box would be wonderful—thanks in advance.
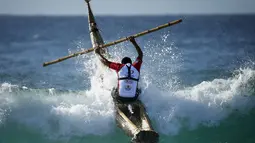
[118,63,139,98]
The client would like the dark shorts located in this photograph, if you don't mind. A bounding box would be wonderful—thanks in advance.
[111,87,141,104]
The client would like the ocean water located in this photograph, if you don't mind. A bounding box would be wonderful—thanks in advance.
[0,15,255,143]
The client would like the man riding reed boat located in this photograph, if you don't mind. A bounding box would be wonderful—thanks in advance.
[43,0,182,142]
[95,37,159,143]
[95,37,143,103]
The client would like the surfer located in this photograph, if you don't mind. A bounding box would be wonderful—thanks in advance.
[95,36,143,103]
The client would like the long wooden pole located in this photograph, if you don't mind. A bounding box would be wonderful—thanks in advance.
[43,19,182,67]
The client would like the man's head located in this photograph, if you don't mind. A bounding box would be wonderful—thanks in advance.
[121,57,132,64]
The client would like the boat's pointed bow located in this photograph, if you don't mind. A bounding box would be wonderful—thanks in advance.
[86,0,96,24]
[85,0,107,54]
[84,0,91,3]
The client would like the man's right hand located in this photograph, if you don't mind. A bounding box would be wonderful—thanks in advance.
[129,36,143,60]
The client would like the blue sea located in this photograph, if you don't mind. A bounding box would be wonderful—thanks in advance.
[0,15,255,143]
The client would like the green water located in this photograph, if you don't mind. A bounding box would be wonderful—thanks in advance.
[1,110,255,143]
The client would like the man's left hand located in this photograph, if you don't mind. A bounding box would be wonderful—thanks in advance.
[95,46,100,53]
[128,36,136,43]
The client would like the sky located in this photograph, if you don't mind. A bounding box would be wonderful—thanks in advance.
[0,0,255,15]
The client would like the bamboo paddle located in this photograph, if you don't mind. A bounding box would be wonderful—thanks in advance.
[43,19,182,67]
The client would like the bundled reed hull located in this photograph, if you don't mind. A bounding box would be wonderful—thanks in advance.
[114,99,159,143]
[86,1,159,142]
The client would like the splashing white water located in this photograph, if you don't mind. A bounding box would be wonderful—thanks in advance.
[141,68,255,135]
[0,67,254,138]
[0,82,115,138]
[1,34,255,140]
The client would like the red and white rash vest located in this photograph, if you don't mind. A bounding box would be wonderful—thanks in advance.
[109,57,142,98]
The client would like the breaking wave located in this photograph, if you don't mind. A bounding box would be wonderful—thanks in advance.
[1,33,255,141]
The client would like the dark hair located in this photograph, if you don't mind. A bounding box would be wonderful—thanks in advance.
[121,57,132,64]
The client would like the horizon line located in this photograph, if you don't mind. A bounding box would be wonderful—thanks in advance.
[1,13,255,17]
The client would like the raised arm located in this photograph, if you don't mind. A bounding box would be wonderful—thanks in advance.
[129,37,143,60]
[95,47,111,67]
